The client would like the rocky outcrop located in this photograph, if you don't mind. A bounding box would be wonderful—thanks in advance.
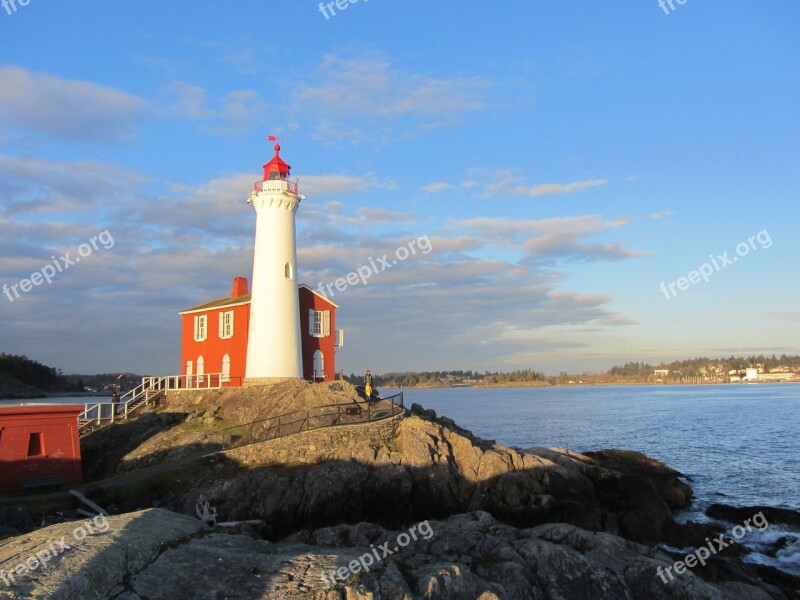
[81,411,191,480]
[0,508,776,599]
[707,504,800,528]
[163,379,368,422]
[187,413,691,548]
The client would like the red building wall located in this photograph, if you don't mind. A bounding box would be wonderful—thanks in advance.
[299,285,338,381]
[180,278,338,384]
[0,405,82,491]
[180,301,250,387]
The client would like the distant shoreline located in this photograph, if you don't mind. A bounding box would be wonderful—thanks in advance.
[386,380,800,390]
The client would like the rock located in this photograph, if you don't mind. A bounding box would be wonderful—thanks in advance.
[706,504,800,528]
[0,508,777,599]
[80,411,189,480]
[410,403,437,420]
[662,520,725,550]
[0,508,204,598]
[0,506,34,539]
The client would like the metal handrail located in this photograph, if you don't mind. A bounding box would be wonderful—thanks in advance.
[253,178,299,195]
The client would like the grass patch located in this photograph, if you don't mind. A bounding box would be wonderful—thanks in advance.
[385,438,402,453]
[179,419,246,435]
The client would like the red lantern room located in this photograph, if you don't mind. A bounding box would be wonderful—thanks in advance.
[262,144,291,181]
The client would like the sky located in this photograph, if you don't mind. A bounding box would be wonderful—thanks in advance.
[0,1,798,377]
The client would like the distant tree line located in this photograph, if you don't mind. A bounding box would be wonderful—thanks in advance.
[344,354,800,388]
[610,355,800,381]
[0,353,77,391]
[62,373,142,392]
[344,370,481,388]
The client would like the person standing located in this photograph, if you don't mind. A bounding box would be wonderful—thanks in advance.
[364,370,373,398]
[110,388,120,421]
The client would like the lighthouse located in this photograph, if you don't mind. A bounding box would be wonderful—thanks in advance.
[244,141,304,384]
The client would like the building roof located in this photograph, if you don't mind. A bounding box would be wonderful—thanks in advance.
[0,405,84,416]
[299,284,339,308]
[180,283,339,315]
[178,294,252,315]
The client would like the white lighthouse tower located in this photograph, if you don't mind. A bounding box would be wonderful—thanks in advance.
[244,141,304,384]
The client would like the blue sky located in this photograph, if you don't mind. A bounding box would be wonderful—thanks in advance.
[1,1,798,376]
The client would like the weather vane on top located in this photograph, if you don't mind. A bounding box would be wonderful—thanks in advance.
[267,135,282,143]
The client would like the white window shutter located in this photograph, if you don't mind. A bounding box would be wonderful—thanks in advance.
[218,313,224,338]
[323,311,331,337]
[229,311,234,337]
[309,310,315,336]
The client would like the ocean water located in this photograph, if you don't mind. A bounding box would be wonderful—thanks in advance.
[396,384,800,576]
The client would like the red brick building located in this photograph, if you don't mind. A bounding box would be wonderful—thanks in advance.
[0,405,83,491]
[179,277,341,384]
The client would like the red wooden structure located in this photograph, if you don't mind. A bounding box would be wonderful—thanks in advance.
[0,405,83,491]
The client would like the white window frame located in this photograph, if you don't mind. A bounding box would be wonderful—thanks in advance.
[194,315,207,342]
[219,310,234,339]
[308,310,331,338]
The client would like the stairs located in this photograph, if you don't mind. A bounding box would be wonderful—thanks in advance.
[79,377,167,434]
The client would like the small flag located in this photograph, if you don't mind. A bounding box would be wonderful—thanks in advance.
[116,372,126,380]
[268,135,279,141]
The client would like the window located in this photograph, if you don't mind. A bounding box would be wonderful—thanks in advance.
[308,310,331,338]
[284,262,293,280]
[313,350,324,380]
[222,354,231,383]
[219,311,234,339]
[193,315,207,341]
[27,432,44,457]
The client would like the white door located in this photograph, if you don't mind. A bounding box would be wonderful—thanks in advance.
[197,356,205,386]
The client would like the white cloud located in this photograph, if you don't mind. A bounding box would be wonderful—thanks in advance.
[481,171,608,198]
[422,182,454,194]
[159,83,269,134]
[0,67,148,143]
[650,211,673,220]
[288,54,492,142]
[0,154,147,215]
[300,174,389,197]
[459,215,647,264]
